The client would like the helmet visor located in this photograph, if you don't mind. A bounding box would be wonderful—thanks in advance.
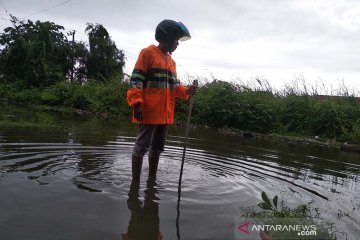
[177,22,191,41]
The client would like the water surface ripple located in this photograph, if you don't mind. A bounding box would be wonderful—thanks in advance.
[0,126,359,240]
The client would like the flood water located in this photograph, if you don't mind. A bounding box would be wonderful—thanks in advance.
[0,107,359,240]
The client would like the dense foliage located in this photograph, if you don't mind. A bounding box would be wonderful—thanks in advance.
[85,23,125,82]
[192,81,360,143]
[0,17,125,87]
[0,17,71,87]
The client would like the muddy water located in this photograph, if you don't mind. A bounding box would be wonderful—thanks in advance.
[0,108,359,239]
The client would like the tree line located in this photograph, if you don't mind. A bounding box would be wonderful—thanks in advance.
[0,16,124,87]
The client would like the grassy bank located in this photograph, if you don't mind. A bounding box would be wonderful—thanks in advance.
[1,78,360,145]
[188,80,360,144]
[0,78,131,119]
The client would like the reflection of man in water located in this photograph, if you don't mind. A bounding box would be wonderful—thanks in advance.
[122,179,163,240]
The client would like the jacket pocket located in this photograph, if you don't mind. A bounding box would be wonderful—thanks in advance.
[143,89,166,115]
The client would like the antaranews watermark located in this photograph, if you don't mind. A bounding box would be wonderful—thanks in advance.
[235,217,333,240]
[235,191,337,240]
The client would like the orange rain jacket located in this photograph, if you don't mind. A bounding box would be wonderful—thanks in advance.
[127,45,189,124]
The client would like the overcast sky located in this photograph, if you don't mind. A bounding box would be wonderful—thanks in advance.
[1,0,359,94]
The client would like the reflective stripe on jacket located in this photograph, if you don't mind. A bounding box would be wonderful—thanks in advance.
[127,45,189,124]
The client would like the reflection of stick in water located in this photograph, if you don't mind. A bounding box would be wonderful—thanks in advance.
[176,195,181,240]
[122,179,163,240]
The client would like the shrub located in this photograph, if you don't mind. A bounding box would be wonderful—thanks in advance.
[193,80,243,128]
[40,81,75,106]
[281,96,315,135]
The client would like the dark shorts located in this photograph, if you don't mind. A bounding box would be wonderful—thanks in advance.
[133,124,169,158]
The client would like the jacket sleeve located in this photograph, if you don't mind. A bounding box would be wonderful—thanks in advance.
[175,84,189,100]
[127,49,149,107]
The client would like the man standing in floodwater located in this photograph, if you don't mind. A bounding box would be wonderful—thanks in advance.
[127,19,197,183]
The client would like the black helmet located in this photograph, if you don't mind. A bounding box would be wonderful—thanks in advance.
[155,19,191,43]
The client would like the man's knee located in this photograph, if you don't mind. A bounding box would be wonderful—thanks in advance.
[149,149,162,157]
[133,144,148,158]
[149,143,165,157]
